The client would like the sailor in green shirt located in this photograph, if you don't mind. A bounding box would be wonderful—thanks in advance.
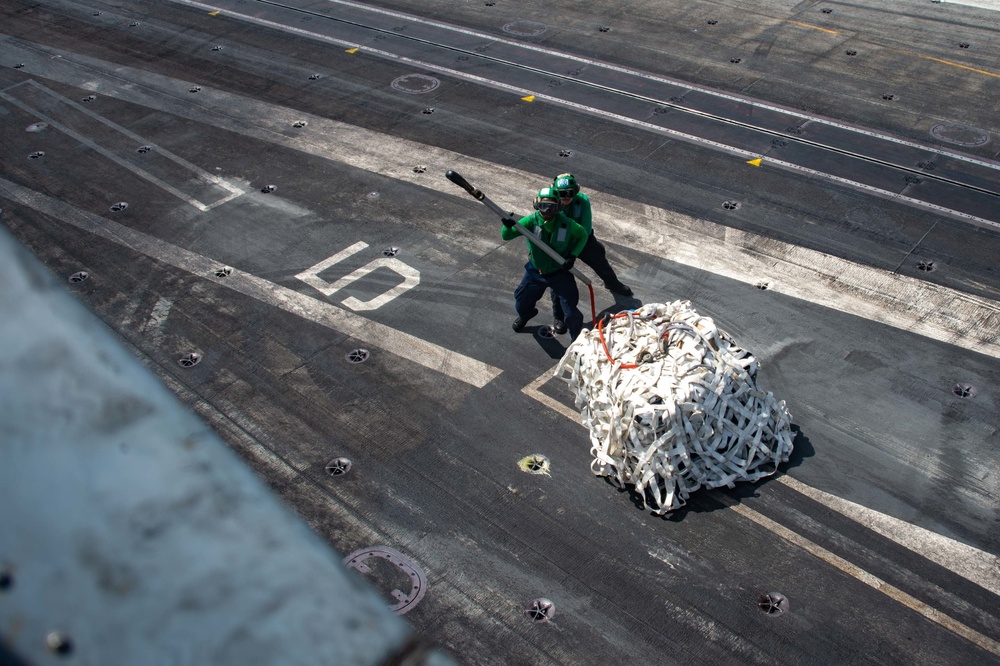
[553,173,633,296]
[501,186,588,339]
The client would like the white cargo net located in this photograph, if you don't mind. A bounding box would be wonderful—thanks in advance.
[556,301,794,514]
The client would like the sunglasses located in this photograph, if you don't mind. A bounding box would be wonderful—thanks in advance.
[537,202,559,213]
[557,190,574,199]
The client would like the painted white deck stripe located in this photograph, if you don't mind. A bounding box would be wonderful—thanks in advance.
[7,35,999,589]
[1,81,243,210]
[1,90,213,212]
[19,80,244,200]
[779,475,1000,598]
[525,364,1000,639]
[295,241,370,296]
[0,177,502,389]
[4,31,997,651]
[521,367,580,423]
[162,0,999,229]
[8,38,998,361]
[939,0,1000,10]
[725,498,1000,657]
[172,0,1000,170]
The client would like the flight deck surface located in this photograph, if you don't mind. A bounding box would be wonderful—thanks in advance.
[1,0,999,663]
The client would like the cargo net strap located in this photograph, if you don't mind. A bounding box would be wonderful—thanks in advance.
[556,301,794,515]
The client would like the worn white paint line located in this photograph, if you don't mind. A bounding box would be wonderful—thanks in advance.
[20,80,244,199]
[625,203,1000,358]
[0,177,502,388]
[779,475,1000,598]
[938,0,1000,10]
[526,363,1000,636]
[734,154,997,229]
[12,39,999,360]
[0,90,213,211]
[7,30,998,648]
[141,296,173,347]
[521,365,580,424]
[174,0,1000,170]
[722,498,1000,657]
[3,80,242,208]
[164,0,1000,228]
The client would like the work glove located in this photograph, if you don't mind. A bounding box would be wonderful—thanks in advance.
[562,257,576,271]
[502,217,516,228]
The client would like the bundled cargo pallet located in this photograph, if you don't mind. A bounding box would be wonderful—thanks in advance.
[557,301,794,514]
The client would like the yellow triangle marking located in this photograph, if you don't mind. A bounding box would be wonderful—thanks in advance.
[345,47,359,54]
[747,157,763,167]
[521,95,535,102]
[208,10,220,16]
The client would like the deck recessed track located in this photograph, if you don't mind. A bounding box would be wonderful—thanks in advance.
[174,0,1000,227]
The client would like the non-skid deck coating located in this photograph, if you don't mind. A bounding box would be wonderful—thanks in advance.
[181,0,1000,227]
[1,0,1000,664]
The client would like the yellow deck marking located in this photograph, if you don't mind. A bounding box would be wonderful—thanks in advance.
[785,20,838,34]
[208,9,219,15]
[521,95,535,102]
[747,157,763,167]
[895,49,1000,79]
[776,18,998,79]
[345,47,359,54]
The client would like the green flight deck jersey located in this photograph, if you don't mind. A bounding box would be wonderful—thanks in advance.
[559,192,593,235]
[500,210,588,275]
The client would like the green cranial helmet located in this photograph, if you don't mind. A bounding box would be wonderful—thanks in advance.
[553,173,580,199]
[533,186,562,213]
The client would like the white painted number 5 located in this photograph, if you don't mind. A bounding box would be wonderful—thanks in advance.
[295,241,420,311]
